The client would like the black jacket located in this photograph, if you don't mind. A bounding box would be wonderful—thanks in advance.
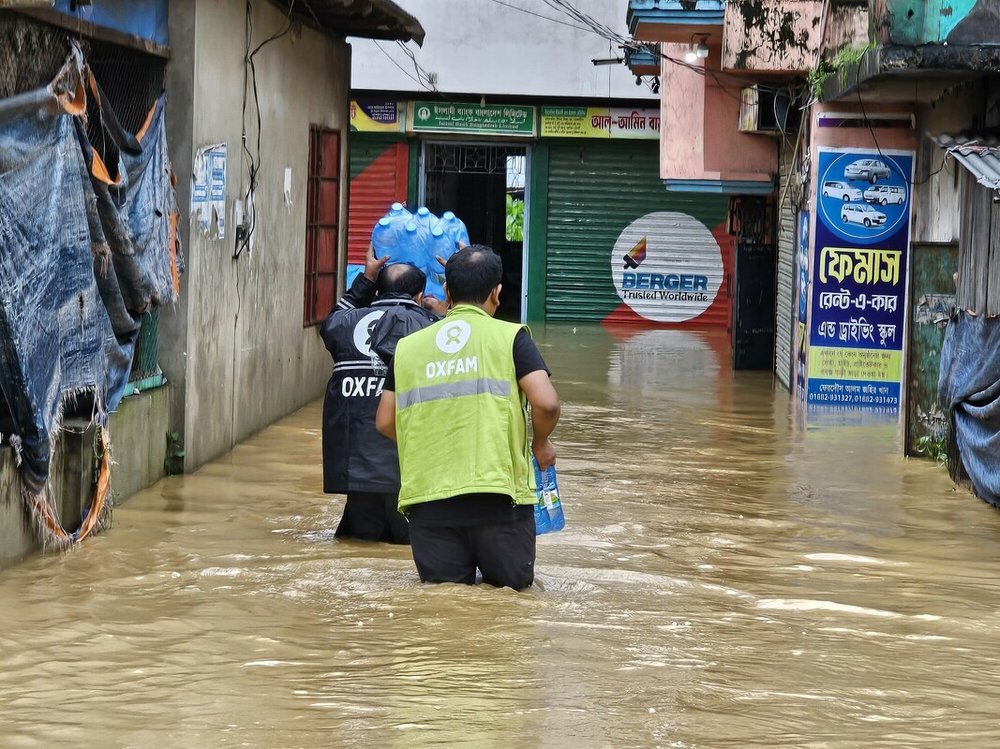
[320,275,437,493]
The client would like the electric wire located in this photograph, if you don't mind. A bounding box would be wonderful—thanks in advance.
[481,0,592,33]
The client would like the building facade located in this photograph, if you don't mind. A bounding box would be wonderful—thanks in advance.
[347,0,734,331]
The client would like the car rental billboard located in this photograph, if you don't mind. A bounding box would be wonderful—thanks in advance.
[807,147,914,413]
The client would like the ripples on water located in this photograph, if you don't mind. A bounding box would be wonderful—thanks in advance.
[0,325,998,748]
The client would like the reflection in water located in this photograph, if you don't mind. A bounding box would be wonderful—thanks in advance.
[1,324,999,747]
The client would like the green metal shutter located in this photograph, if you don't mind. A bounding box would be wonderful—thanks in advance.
[544,141,729,324]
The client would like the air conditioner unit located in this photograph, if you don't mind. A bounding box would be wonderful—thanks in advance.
[739,85,794,135]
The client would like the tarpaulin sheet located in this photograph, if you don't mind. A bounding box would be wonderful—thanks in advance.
[938,311,1000,507]
[0,48,179,543]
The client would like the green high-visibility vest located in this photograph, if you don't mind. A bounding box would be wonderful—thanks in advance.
[393,304,535,511]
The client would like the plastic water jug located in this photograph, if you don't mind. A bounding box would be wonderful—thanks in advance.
[423,225,450,299]
[389,221,425,267]
[370,216,397,258]
[437,210,470,251]
[387,202,411,221]
[533,455,565,534]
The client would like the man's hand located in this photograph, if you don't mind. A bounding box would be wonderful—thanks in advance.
[364,243,389,282]
[421,296,449,316]
[435,240,468,269]
[532,437,556,471]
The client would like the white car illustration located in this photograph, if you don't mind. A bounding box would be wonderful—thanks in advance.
[841,203,887,228]
[822,180,863,202]
[844,158,891,183]
[863,184,906,205]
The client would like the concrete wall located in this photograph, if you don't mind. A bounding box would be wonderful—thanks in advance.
[162,0,349,470]
[350,0,657,100]
[722,0,823,73]
[659,45,776,183]
[0,387,170,570]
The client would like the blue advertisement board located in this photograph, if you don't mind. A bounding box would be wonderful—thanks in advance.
[807,148,914,412]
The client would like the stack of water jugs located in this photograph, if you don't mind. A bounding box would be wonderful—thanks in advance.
[370,203,470,299]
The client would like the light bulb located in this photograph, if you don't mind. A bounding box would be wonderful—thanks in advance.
[696,43,710,59]
[684,49,698,64]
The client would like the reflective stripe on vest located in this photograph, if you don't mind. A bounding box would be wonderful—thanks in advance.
[397,378,511,410]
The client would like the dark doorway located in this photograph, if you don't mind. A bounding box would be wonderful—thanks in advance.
[729,196,777,371]
[422,143,526,322]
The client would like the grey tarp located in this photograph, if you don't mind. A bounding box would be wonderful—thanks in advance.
[938,311,1000,507]
[0,49,180,544]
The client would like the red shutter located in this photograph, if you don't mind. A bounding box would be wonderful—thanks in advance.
[347,139,408,265]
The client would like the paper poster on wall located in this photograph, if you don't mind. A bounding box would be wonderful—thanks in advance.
[350,99,404,132]
[191,143,227,239]
[807,148,914,412]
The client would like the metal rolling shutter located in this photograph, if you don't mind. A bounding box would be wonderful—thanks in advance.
[347,135,408,265]
[545,141,730,324]
[774,139,797,389]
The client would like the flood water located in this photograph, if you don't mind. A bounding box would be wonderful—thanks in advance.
[1,325,999,748]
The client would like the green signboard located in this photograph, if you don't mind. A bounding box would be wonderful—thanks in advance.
[409,101,536,137]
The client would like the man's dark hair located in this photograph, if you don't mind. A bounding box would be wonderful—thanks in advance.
[377,262,426,298]
[445,245,502,304]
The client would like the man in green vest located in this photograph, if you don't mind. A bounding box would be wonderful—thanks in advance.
[376,246,560,590]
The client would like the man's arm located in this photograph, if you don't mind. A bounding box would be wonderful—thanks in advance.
[376,389,396,442]
[519,370,560,470]
[336,246,387,312]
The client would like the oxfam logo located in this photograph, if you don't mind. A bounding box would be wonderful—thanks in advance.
[352,310,385,357]
[435,320,471,354]
[610,212,723,323]
[417,106,431,121]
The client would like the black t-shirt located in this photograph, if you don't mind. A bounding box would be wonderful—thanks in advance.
[383,328,548,390]
[385,327,549,527]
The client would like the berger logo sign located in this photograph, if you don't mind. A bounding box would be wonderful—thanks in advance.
[610,212,723,323]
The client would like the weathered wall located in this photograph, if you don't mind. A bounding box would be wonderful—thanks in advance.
[722,0,823,73]
[163,0,349,470]
[912,82,983,244]
[351,0,656,100]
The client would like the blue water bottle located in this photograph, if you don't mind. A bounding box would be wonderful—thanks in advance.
[370,216,397,258]
[437,210,470,251]
[423,225,449,299]
[532,455,565,534]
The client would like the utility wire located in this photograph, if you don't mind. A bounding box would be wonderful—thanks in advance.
[482,0,592,33]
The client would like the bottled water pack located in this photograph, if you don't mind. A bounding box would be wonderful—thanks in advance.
[533,455,565,535]
[369,203,469,300]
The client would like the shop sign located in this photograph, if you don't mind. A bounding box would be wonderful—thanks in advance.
[350,99,404,132]
[807,148,914,413]
[409,101,536,136]
[541,106,660,139]
[610,212,724,323]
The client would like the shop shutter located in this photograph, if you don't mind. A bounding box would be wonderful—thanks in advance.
[545,141,731,325]
[347,135,408,265]
[774,140,797,389]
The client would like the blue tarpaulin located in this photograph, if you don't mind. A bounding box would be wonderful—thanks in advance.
[938,311,1000,507]
[0,47,180,545]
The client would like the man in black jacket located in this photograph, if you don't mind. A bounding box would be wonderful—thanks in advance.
[320,250,439,543]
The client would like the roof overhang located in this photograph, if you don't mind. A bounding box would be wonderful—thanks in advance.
[664,179,775,195]
[625,44,661,76]
[270,0,425,46]
[627,0,723,44]
[821,44,1000,103]
[931,134,1000,191]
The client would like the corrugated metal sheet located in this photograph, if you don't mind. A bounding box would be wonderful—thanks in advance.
[545,141,730,325]
[774,139,797,389]
[347,135,408,265]
[932,133,1000,191]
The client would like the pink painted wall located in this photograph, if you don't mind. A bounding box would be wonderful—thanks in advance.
[659,45,776,184]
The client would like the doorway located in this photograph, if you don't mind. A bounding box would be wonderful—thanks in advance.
[420,142,528,322]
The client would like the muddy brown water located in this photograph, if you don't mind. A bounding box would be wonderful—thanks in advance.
[1,326,998,748]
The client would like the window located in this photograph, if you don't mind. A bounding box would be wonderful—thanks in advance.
[303,126,340,326]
